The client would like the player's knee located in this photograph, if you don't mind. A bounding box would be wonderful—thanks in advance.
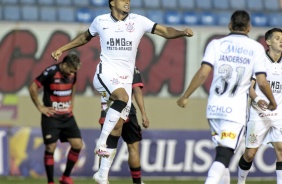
[45,143,56,153]
[244,151,256,162]
[214,146,234,168]
[70,139,83,150]
[111,100,127,113]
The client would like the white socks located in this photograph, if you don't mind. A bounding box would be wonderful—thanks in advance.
[277,170,282,184]
[205,161,226,184]
[98,148,117,179]
[219,168,230,184]
[98,108,120,146]
[237,167,249,184]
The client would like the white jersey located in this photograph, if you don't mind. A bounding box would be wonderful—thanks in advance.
[249,52,282,121]
[203,33,267,124]
[89,13,156,83]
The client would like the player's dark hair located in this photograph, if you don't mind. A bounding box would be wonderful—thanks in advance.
[62,53,81,70]
[230,10,250,31]
[265,28,282,41]
[109,0,113,9]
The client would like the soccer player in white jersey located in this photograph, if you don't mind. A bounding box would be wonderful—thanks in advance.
[51,0,193,183]
[177,10,277,184]
[237,28,282,184]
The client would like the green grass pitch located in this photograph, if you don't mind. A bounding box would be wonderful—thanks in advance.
[0,177,276,184]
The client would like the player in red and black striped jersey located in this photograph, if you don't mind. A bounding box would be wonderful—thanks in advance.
[98,67,149,184]
[29,53,82,184]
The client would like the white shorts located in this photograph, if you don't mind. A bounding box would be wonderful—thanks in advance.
[209,119,245,151]
[246,119,282,148]
[93,65,132,120]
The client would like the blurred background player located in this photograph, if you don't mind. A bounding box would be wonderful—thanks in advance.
[29,53,83,184]
[98,67,149,184]
[237,28,282,184]
[177,10,276,184]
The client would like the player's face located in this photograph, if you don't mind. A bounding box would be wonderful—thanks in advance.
[113,0,130,14]
[62,63,78,77]
[268,32,282,53]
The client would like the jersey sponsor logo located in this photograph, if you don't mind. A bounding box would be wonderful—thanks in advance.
[119,75,128,79]
[53,90,72,96]
[207,105,232,114]
[220,40,254,56]
[221,131,236,140]
[268,81,282,93]
[107,38,132,51]
[52,101,71,110]
[258,112,278,117]
[126,22,135,33]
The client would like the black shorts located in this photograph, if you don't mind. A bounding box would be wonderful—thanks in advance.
[121,113,142,144]
[41,115,81,145]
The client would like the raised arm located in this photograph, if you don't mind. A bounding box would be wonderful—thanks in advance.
[133,86,149,128]
[51,30,93,61]
[153,24,193,39]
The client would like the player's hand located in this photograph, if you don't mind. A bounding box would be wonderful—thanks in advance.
[51,49,62,61]
[184,28,193,37]
[267,102,277,111]
[257,99,268,111]
[177,96,188,108]
[142,114,149,128]
[38,105,56,117]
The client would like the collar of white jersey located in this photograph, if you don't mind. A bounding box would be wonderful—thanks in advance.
[266,50,282,63]
[110,12,129,22]
[228,32,248,37]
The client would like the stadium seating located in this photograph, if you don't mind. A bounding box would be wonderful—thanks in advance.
[161,0,178,9]
[40,6,57,22]
[58,7,75,22]
[2,0,19,4]
[55,0,72,6]
[92,7,109,18]
[213,0,229,10]
[199,12,217,26]
[130,0,143,8]
[230,0,245,10]
[196,0,212,10]
[76,8,93,23]
[247,0,264,11]
[179,0,195,10]
[91,0,108,7]
[251,13,268,27]
[164,10,182,25]
[22,5,38,21]
[3,5,21,21]
[264,0,280,11]
[267,12,282,27]
[182,11,199,25]
[73,0,90,7]
[20,0,36,4]
[131,9,146,17]
[217,11,231,26]
[38,0,54,6]
[146,10,164,24]
[143,0,161,9]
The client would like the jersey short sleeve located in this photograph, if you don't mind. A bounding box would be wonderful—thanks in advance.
[35,65,57,87]
[88,16,99,36]
[253,45,267,76]
[202,40,216,66]
[132,67,143,89]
